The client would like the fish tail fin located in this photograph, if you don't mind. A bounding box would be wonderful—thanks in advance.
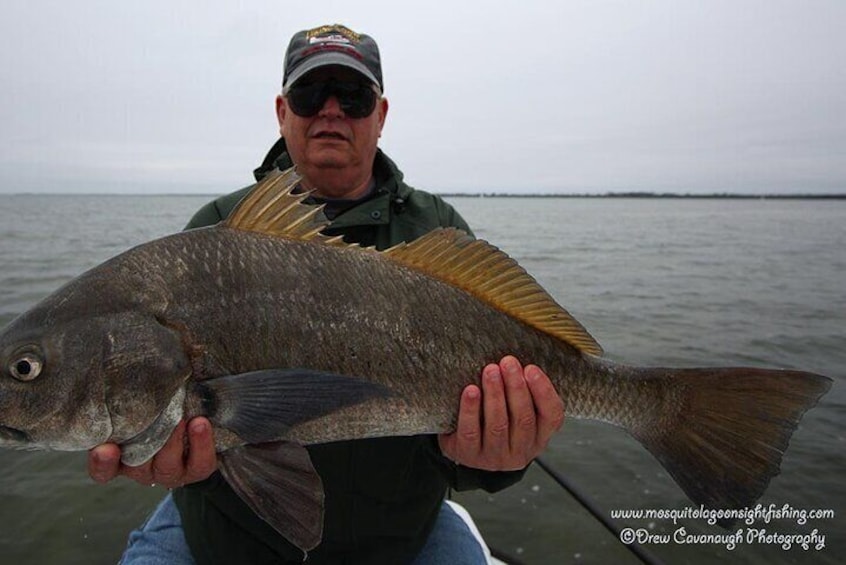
[630,366,831,517]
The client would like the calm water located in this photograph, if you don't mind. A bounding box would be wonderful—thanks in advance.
[0,195,843,564]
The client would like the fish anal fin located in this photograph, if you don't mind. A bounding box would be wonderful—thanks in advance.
[220,442,323,555]
[385,228,603,355]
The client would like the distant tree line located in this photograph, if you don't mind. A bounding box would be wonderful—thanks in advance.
[439,192,846,199]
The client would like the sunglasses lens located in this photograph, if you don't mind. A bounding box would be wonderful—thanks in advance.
[287,83,324,117]
[333,82,378,118]
[287,81,377,118]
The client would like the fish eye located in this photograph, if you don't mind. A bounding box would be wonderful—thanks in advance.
[9,353,43,381]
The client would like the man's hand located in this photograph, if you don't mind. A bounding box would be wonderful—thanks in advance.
[438,356,563,471]
[87,417,218,488]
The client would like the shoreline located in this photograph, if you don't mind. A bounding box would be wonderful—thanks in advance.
[440,192,846,199]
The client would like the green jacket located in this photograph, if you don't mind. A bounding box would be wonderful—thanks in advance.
[173,139,526,564]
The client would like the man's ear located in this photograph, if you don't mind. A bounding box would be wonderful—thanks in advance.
[378,97,389,136]
[275,95,287,135]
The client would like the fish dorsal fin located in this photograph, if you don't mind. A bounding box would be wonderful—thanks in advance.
[385,228,603,355]
[225,167,601,354]
[223,167,345,246]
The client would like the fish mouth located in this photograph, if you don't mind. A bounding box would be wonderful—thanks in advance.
[0,425,29,444]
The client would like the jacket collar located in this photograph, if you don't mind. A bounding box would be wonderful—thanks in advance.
[253,138,410,227]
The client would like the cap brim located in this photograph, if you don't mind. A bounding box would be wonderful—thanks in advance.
[283,52,379,92]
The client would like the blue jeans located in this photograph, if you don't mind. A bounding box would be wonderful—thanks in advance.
[120,494,488,564]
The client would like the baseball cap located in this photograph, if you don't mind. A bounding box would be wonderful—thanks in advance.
[282,24,383,93]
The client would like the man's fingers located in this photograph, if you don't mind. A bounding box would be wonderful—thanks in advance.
[151,420,188,488]
[526,364,565,447]
[88,444,122,484]
[453,383,483,462]
[481,362,509,460]
[183,418,218,484]
[500,355,536,456]
[122,460,156,486]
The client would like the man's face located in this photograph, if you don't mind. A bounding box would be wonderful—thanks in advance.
[276,66,388,198]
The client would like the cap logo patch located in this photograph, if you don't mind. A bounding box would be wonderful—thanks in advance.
[306,24,360,43]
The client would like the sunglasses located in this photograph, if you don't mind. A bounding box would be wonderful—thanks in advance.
[286,79,379,119]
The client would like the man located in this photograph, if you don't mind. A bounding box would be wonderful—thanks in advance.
[88,24,564,564]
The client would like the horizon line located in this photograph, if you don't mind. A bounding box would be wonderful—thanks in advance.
[3,191,845,199]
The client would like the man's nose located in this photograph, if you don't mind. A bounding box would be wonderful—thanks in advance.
[318,95,345,118]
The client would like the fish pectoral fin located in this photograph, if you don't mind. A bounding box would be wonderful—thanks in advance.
[220,442,323,556]
[120,387,186,466]
[192,368,393,443]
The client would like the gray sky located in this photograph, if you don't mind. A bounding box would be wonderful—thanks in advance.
[1,0,844,194]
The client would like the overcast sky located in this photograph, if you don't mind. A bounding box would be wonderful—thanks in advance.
[1,1,844,194]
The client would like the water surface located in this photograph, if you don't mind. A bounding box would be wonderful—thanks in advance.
[0,195,842,564]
